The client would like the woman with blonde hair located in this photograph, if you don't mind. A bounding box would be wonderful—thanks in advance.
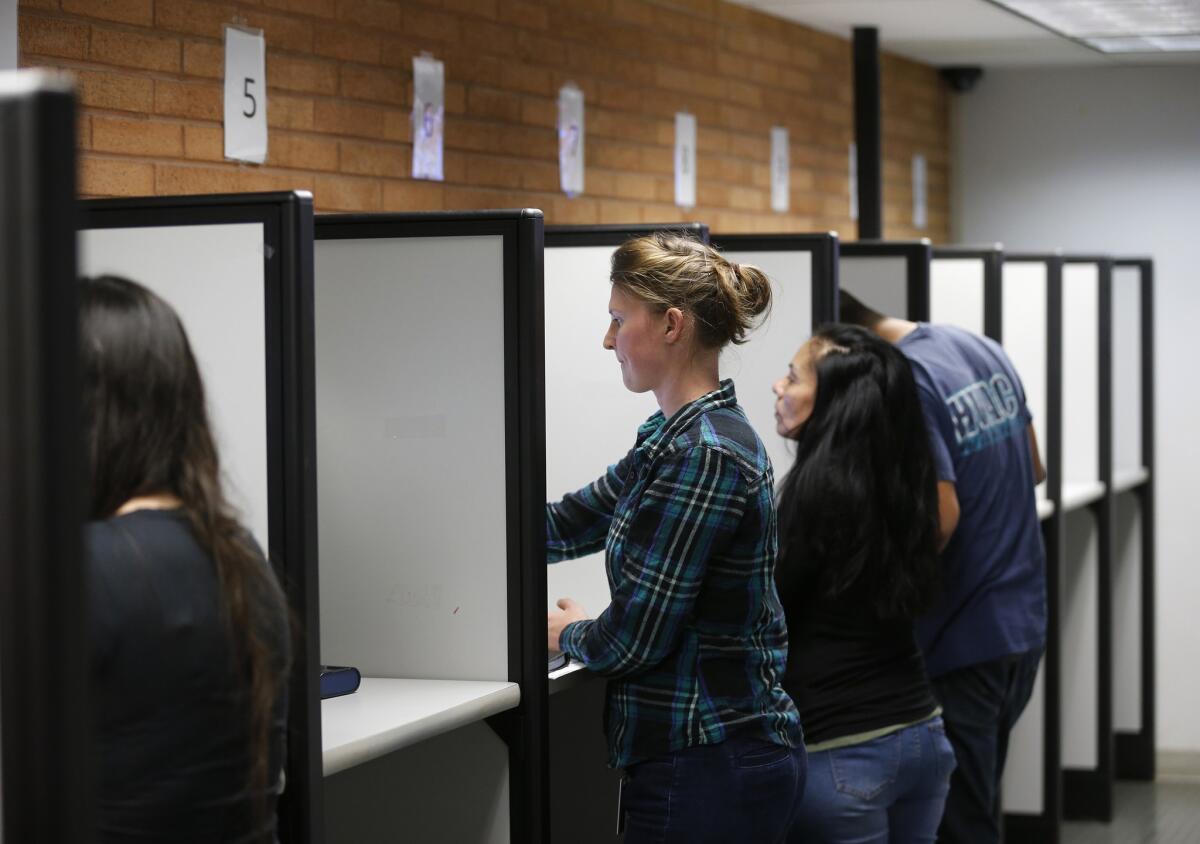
[546,233,805,843]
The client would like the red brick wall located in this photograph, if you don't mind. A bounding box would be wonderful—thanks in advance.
[20,0,950,239]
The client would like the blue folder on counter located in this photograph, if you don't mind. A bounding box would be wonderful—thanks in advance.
[320,665,362,699]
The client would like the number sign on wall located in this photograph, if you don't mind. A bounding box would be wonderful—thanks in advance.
[224,25,267,164]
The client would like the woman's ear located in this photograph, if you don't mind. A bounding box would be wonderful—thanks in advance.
[663,307,686,344]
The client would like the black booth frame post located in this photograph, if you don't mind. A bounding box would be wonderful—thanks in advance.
[0,78,92,844]
[77,192,323,844]
[991,255,1064,844]
[1112,258,1156,781]
[708,232,840,327]
[314,210,549,844]
[1059,256,1115,823]
[931,245,1004,341]
[544,222,710,248]
[839,240,933,321]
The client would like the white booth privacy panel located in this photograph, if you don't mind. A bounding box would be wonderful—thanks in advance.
[1062,509,1100,768]
[544,245,658,615]
[930,258,985,336]
[1112,265,1143,474]
[324,720,510,844]
[78,224,270,549]
[315,235,508,681]
[1113,492,1143,732]
[1061,263,1100,485]
[1001,262,1050,504]
[1001,660,1046,814]
[839,255,907,319]
[718,249,813,479]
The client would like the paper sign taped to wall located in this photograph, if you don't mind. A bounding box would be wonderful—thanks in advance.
[558,84,585,196]
[675,112,696,209]
[224,26,268,164]
[913,153,928,230]
[412,54,444,182]
[849,142,859,221]
[771,126,789,213]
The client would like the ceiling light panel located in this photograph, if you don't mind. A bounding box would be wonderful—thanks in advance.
[995,0,1200,37]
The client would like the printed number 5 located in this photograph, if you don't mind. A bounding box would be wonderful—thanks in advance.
[243,78,257,118]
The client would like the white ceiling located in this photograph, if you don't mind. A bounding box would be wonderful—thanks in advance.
[729,0,1200,66]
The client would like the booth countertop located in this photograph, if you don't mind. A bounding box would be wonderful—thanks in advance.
[1112,466,1150,494]
[1061,480,1107,512]
[322,678,520,776]
[1037,497,1056,522]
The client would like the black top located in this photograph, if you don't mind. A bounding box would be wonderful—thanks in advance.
[86,509,290,843]
[779,584,938,747]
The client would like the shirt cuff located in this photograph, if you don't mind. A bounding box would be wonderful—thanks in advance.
[560,619,593,660]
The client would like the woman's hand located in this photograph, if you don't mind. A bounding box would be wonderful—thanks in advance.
[547,597,589,653]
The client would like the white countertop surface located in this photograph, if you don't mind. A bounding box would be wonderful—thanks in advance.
[1061,480,1107,512]
[322,677,520,776]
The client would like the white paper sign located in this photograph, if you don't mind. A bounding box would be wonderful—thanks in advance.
[849,142,858,221]
[224,26,267,164]
[412,54,444,182]
[770,126,789,213]
[675,112,696,209]
[558,84,585,196]
[912,153,928,230]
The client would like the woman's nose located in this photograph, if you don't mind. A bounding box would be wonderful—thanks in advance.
[772,379,784,397]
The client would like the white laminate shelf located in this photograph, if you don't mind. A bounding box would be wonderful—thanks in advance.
[322,678,520,776]
[1061,480,1107,512]
[1112,466,1150,494]
[1037,498,1056,522]
[549,659,599,695]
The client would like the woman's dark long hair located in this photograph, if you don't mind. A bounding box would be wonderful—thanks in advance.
[79,275,289,817]
[775,323,941,619]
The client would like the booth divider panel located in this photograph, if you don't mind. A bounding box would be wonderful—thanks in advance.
[1062,509,1101,769]
[544,244,658,617]
[1001,263,1050,505]
[1002,662,1047,814]
[1111,266,1144,475]
[839,256,908,319]
[1112,491,1143,732]
[78,225,270,548]
[324,720,510,844]
[717,249,814,480]
[1062,264,1101,486]
[931,258,986,336]
[314,235,508,682]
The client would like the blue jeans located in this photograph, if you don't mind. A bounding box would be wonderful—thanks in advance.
[930,648,1043,844]
[789,717,956,844]
[622,736,807,843]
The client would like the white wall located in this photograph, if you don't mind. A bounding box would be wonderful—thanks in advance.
[952,65,1200,753]
[1,0,16,70]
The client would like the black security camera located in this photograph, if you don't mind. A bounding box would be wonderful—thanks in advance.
[939,66,984,93]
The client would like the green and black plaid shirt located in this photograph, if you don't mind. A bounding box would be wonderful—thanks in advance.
[548,380,803,768]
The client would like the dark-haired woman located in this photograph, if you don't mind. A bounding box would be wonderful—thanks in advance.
[772,324,955,843]
[546,234,805,843]
[81,275,291,843]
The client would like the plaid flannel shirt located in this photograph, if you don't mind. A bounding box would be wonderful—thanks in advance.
[547,380,803,768]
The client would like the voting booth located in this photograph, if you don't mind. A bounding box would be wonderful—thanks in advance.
[710,232,840,477]
[1110,258,1156,782]
[1057,256,1115,821]
[930,245,1003,339]
[313,211,546,844]
[541,223,707,843]
[77,191,322,844]
[994,254,1064,837]
[0,72,90,844]
[839,240,932,321]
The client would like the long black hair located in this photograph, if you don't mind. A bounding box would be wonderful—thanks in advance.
[775,323,940,619]
[79,274,289,818]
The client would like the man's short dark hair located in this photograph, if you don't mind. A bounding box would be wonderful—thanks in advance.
[839,289,887,327]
